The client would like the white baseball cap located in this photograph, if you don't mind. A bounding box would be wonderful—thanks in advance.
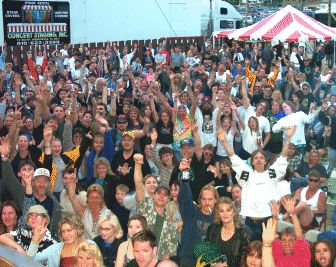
[33,168,50,179]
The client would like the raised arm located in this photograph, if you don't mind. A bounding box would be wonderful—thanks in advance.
[109,90,117,118]
[280,126,297,157]
[133,117,150,139]
[67,171,86,218]
[261,218,276,267]
[240,76,251,109]
[134,154,145,202]
[150,96,159,123]
[282,197,302,238]
[186,74,196,118]
[70,88,79,124]
[217,128,234,157]
[192,123,203,161]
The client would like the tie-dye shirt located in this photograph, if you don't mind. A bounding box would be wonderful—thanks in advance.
[173,113,193,149]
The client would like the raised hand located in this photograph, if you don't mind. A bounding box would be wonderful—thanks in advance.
[43,125,53,143]
[13,106,23,121]
[207,165,217,175]
[282,197,296,215]
[179,158,190,172]
[217,129,226,142]
[21,170,33,186]
[134,154,144,165]
[32,220,48,244]
[150,128,158,142]
[0,136,11,157]
[85,131,93,140]
[262,217,277,244]
[269,200,280,220]
[67,176,77,197]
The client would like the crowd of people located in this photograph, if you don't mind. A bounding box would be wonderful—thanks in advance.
[0,37,334,267]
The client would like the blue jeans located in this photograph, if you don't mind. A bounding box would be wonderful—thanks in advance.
[245,216,271,241]
[290,177,308,193]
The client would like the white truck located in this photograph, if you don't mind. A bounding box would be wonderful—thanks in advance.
[0,0,243,45]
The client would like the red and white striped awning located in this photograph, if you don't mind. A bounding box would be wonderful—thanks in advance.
[214,5,336,44]
[7,23,67,33]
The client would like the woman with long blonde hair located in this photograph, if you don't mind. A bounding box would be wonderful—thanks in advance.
[206,197,252,267]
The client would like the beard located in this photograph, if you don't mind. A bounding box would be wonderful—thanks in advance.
[201,107,213,116]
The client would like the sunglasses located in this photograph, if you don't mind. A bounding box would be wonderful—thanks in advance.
[308,178,319,183]
[117,121,127,124]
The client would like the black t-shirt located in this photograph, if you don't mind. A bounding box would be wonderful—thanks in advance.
[0,126,9,137]
[75,120,91,134]
[301,93,314,114]
[170,153,215,201]
[156,119,174,144]
[34,194,54,219]
[111,150,151,191]
[93,236,122,267]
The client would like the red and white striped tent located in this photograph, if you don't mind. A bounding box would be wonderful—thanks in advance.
[214,5,336,44]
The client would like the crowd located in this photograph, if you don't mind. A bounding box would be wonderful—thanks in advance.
[0,37,334,267]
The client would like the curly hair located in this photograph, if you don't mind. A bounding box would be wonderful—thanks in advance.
[76,241,104,267]
[59,216,84,241]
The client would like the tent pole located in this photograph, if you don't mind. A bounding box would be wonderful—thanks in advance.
[332,41,335,67]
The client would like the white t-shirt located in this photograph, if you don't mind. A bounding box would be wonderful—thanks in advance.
[241,127,259,154]
[244,105,271,135]
[195,107,217,147]
[272,111,315,145]
[217,128,235,157]
[230,154,288,217]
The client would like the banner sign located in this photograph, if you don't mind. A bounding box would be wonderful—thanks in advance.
[2,1,70,46]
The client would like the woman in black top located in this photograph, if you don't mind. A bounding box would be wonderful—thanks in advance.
[94,214,124,267]
[151,103,174,147]
[214,159,237,198]
[206,197,252,267]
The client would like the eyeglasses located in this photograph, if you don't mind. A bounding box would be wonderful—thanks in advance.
[117,121,127,124]
[308,178,319,183]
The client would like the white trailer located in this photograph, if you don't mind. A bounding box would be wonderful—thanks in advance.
[0,0,243,45]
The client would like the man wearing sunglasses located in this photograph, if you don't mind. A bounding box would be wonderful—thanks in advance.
[289,170,326,229]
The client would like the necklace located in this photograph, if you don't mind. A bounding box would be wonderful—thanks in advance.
[91,209,103,232]
[221,226,235,241]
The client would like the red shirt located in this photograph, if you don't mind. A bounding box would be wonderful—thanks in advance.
[272,237,311,267]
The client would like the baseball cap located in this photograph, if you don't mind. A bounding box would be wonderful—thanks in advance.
[122,131,135,140]
[116,115,127,122]
[33,168,50,179]
[154,185,170,195]
[25,205,50,225]
[180,138,194,148]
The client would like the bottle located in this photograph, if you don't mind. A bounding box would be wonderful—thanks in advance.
[182,170,189,181]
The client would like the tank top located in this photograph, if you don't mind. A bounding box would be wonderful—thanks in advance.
[300,187,323,211]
